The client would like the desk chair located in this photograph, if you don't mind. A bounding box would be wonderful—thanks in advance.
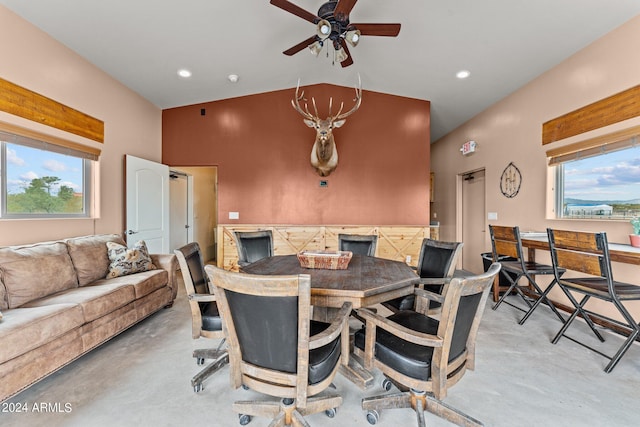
[547,229,640,373]
[338,234,378,257]
[353,263,502,426]
[174,243,228,392]
[383,239,463,314]
[234,230,274,267]
[205,265,351,426]
[489,225,565,325]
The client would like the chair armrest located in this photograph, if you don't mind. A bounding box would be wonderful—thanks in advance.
[188,293,216,303]
[419,277,452,286]
[415,288,444,303]
[309,302,352,349]
[356,308,443,348]
[151,253,178,300]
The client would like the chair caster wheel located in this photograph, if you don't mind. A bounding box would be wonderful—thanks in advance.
[239,414,252,425]
[196,357,205,366]
[193,383,203,393]
[325,408,337,418]
[382,378,392,391]
[366,410,379,425]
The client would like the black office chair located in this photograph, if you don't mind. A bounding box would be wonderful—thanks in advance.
[354,263,502,426]
[174,243,228,392]
[489,225,565,325]
[547,228,640,373]
[205,265,351,426]
[338,234,378,257]
[383,239,463,314]
[234,230,274,267]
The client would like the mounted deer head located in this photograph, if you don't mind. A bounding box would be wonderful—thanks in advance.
[292,79,362,176]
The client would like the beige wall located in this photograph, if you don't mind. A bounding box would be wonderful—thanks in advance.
[0,6,162,246]
[432,15,640,315]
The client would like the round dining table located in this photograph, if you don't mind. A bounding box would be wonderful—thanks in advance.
[241,254,419,309]
[241,253,419,390]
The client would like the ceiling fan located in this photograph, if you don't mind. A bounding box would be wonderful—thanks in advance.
[270,0,401,67]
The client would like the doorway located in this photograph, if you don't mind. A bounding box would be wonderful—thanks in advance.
[458,168,487,274]
[169,170,194,252]
[170,166,218,263]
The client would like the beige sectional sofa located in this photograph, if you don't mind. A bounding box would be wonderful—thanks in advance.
[0,234,178,402]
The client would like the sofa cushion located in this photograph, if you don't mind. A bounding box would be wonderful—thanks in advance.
[92,269,168,299]
[66,234,126,286]
[0,242,78,308]
[0,303,84,365]
[23,283,136,323]
[106,240,156,279]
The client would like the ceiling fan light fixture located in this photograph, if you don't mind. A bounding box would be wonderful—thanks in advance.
[309,40,324,56]
[316,19,332,39]
[334,45,348,63]
[345,29,361,47]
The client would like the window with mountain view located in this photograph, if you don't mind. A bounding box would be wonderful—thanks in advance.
[1,139,92,218]
[556,144,640,219]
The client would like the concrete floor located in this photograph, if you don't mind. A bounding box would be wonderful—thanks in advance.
[3,284,639,427]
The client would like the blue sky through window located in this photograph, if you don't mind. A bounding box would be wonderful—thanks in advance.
[563,145,640,202]
[5,143,83,195]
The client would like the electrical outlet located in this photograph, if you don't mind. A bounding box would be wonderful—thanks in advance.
[229,211,239,220]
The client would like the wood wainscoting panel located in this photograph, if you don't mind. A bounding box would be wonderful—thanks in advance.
[217,225,436,271]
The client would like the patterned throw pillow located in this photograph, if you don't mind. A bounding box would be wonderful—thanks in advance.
[106,240,156,279]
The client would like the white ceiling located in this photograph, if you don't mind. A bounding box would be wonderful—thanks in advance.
[2,1,640,141]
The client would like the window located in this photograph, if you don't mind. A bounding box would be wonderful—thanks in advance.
[550,131,640,220]
[0,130,95,219]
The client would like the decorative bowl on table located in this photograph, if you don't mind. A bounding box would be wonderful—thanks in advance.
[297,250,353,270]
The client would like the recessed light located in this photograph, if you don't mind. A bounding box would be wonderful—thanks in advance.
[177,69,192,78]
[456,70,471,79]
[228,74,239,83]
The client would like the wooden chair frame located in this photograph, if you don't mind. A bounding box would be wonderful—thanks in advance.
[489,225,565,324]
[383,238,463,315]
[547,228,640,373]
[354,263,501,427]
[205,265,351,426]
[174,243,228,392]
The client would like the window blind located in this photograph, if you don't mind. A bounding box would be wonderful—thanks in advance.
[546,125,640,166]
[0,121,100,161]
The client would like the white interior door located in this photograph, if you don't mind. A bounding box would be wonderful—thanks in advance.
[125,155,169,254]
[461,169,487,274]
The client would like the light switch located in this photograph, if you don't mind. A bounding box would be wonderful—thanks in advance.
[229,211,239,220]
[488,212,498,220]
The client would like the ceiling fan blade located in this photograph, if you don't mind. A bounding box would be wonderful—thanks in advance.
[334,0,358,21]
[270,0,319,24]
[352,23,401,37]
[283,35,318,56]
[339,39,354,68]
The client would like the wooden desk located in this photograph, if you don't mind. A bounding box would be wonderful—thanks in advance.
[241,254,419,389]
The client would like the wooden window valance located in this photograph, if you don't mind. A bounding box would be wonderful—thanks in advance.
[0,120,101,161]
[546,124,640,165]
[542,85,640,145]
[0,77,104,143]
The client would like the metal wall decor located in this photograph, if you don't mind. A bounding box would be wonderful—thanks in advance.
[500,162,522,198]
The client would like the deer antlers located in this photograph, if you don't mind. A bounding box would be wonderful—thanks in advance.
[291,76,362,120]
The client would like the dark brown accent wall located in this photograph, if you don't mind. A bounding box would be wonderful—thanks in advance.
[162,84,430,225]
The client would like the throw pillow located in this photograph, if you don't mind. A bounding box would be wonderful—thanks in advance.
[106,240,156,279]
